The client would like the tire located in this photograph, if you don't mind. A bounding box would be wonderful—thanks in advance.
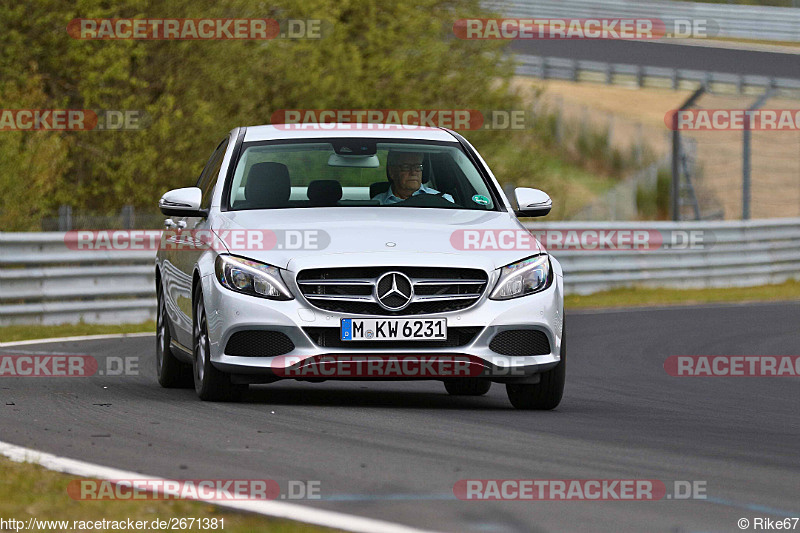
[444,378,492,396]
[192,286,246,401]
[156,283,193,388]
[506,322,566,410]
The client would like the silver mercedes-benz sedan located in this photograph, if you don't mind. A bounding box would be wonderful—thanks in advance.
[155,124,565,409]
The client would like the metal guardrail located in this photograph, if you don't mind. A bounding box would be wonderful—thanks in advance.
[515,54,800,97]
[534,218,800,294]
[0,232,157,326]
[484,0,800,42]
[2,219,799,325]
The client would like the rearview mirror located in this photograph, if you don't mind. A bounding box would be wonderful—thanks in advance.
[158,187,207,217]
[327,153,380,168]
[514,188,552,217]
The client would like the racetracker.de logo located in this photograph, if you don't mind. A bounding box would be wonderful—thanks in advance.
[272,109,483,130]
[0,355,138,377]
[450,229,712,251]
[67,18,279,40]
[664,356,800,377]
[271,355,487,378]
[454,479,707,500]
[67,479,281,501]
[0,110,96,131]
[454,480,667,500]
[270,109,532,131]
[0,109,147,131]
[454,18,665,40]
[665,109,800,131]
[64,229,329,252]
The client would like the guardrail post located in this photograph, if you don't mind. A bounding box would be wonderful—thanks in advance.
[58,205,72,231]
[122,205,134,229]
[636,66,644,88]
[554,96,563,142]
[672,87,706,221]
[634,123,643,164]
[743,87,774,220]
[671,69,679,90]
[571,60,578,82]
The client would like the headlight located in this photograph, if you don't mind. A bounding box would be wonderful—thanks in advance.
[214,255,293,300]
[489,255,551,300]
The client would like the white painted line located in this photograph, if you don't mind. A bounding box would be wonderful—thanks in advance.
[0,440,438,533]
[0,332,154,348]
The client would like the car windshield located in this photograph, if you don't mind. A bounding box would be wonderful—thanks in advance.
[225,139,498,211]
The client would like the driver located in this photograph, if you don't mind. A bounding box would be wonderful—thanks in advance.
[372,151,454,205]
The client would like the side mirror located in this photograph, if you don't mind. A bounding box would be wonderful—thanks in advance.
[514,188,552,218]
[158,187,207,217]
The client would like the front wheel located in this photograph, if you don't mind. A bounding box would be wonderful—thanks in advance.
[506,323,566,410]
[192,286,246,401]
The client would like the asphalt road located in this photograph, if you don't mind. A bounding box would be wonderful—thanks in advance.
[2,301,799,532]
[510,40,800,79]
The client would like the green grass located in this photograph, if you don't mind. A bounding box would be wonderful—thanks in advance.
[0,321,155,343]
[566,279,800,309]
[0,457,339,533]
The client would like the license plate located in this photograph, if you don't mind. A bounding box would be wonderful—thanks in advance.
[341,318,447,341]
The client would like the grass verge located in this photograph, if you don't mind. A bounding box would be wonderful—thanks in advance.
[0,321,155,344]
[566,279,800,309]
[0,456,339,533]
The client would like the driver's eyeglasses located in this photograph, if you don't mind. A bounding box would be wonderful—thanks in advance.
[390,164,423,173]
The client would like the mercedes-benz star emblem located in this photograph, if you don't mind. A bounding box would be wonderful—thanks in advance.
[375,272,413,311]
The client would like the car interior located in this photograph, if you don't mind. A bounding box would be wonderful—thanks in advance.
[230,152,488,210]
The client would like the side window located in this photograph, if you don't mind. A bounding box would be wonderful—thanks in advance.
[196,138,229,209]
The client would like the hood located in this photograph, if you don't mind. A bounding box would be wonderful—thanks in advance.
[210,207,543,272]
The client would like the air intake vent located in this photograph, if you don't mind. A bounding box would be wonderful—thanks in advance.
[225,331,295,357]
[489,330,551,356]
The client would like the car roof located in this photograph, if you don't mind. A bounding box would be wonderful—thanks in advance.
[242,124,459,143]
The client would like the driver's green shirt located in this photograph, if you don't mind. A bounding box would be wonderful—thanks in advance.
[372,184,454,205]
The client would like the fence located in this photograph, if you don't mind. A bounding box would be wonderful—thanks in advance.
[485,0,800,41]
[2,219,800,325]
[515,55,800,98]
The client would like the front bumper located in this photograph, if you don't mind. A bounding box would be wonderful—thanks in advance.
[200,267,564,383]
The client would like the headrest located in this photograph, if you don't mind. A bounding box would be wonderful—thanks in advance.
[244,162,291,207]
[307,180,342,206]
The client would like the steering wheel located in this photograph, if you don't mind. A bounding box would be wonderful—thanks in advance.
[392,192,461,208]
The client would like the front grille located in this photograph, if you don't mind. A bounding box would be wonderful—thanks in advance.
[296,267,488,315]
[489,330,551,356]
[225,330,295,357]
[303,326,482,348]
